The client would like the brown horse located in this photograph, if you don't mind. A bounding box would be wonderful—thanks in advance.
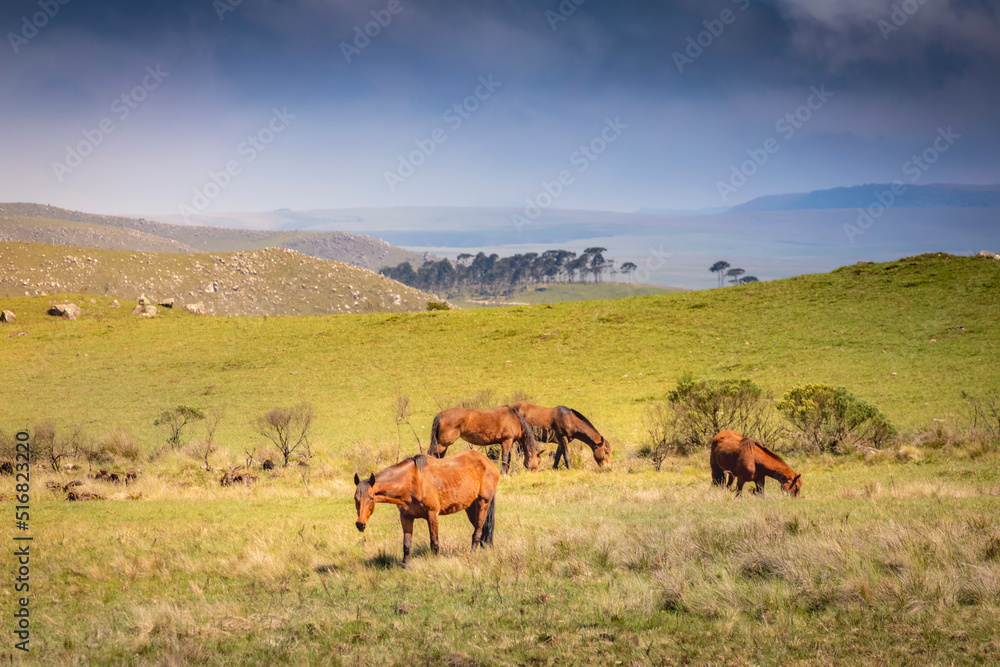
[710,430,802,497]
[354,451,499,566]
[510,402,611,469]
[427,406,540,474]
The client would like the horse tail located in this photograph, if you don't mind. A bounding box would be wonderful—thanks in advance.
[427,413,441,457]
[481,496,496,547]
[511,407,537,454]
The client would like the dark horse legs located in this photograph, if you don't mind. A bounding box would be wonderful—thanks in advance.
[553,437,571,470]
[399,511,414,566]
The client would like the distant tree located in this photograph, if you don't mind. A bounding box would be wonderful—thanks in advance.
[620,261,638,282]
[456,253,473,266]
[34,422,82,472]
[710,261,730,288]
[155,405,205,449]
[725,267,745,285]
[253,404,314,467]
[739,276,759,284]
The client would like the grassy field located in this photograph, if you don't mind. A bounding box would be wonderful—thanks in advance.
[450,282,684,308]
[2,252,999,664]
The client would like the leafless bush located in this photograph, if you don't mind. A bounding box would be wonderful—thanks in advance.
[34,422,83,472]
[189,409,223,471]
[503,389,532,405]
[252,404,313,467]
[393,395,421,459]
[437,389,496,411]
[963,390,1000,438]
[639,402,683,468]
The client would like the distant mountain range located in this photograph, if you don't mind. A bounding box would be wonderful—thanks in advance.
[729,183,1000,212]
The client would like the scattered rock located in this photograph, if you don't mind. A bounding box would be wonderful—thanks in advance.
[132,303,158,318]
[109,300,121,308]
[184,302,206,315]
[48,303,81,320]
[262,459,275,471]
[0,460,12,475]
[89,298,96,304]
[137,294,150,306]
[0,310,14,323]
[391,294,401,305]
[159,298,175,308]
[66,491,103,502]
[220,467,257,486]
[976,250,1000,260]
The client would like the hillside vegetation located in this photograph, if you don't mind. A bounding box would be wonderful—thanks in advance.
[1,252,996,449]
[0,203,425,271]
[0,241,435,316]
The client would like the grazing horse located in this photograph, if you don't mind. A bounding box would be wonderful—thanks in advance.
[353,451,499,566]
[427,406,540,474]
[710,430,802,497]
[510,402,611,469]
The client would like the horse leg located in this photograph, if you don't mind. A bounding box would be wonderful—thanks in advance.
[400,513,414,567]
[711,458,725,486]
[754,476,765,497]
[466,503,481,549]
[427,512,440,556]
[735,478,745,498]
[560,437,572,470]
[500,438,512,475]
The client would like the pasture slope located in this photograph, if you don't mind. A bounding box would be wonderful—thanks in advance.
[1,252,999,665]
[0,241,436,316]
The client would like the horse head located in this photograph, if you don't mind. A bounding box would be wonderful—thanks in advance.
[523,446,545,472]
[592,438,612,468]
[353,472,377,531]
[782,473,803,498]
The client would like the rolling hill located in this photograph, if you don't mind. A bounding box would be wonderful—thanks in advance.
[0,203,426,271]
[0,241,436,316]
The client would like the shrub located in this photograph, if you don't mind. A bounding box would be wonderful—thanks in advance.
[777,384,897,452]
[98,427,142,461]
[154,406,205,449]
[34,422,83,472]
[639,402,684,467]
[426,301,451,311]
[655,373,781,453]
[253,404,314,467]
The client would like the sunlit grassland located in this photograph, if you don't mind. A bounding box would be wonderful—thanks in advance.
[10,453,1000,665]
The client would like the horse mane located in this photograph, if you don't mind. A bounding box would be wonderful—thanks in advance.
[507,406,537,453]
[566,407,597,431]
[411,454,428,470]
[741,437,789,466]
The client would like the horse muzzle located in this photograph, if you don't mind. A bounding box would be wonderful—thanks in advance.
[355,522,366,532]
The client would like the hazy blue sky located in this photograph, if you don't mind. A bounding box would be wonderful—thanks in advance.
[2,0,998,216]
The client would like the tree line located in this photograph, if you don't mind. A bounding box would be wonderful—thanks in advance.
[709,260,758,287]
[381,248,639,296]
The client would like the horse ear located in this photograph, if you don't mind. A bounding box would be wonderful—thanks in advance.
[353,473,360,486]
[792,474,801,485]
[368,473,376,486]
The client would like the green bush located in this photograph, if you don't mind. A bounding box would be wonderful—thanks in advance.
[660,373,781,452]
[777,384,897,452]
[426,301,451,311]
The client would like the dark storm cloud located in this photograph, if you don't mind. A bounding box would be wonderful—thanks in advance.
[1,0,997,212]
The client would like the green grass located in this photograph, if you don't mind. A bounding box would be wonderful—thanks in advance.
[450,282,684,308]
[2,252,999,664]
